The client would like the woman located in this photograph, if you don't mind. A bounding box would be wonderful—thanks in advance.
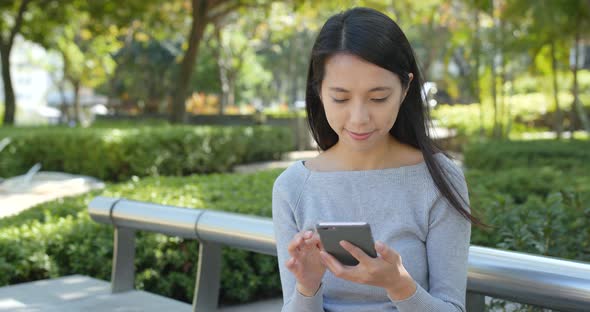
[272,7,484,312]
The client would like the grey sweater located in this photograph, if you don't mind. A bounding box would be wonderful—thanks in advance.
[272,153,471,312]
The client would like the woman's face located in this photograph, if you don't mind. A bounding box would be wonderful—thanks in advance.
[320,53,411,152]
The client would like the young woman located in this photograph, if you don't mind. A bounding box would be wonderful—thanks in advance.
[272,7,484,312]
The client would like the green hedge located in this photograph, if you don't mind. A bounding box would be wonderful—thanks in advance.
[0,169,284,304]
[463,139,590,171]
[468,168,590,261]
[1,139,588,308]
[464,140,590,311]
[0,125,293,181]
[464,140,590,262]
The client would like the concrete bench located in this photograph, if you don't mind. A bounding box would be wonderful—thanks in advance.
[0,275,191,312]
[0,275,283,311]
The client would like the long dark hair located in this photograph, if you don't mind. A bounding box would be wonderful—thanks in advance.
[305,7,486,227]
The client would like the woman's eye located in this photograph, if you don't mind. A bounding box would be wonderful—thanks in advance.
[331,97,389,103]
[372,97,389,102]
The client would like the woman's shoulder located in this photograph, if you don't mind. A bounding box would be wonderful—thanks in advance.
[272,160,310,196]
[433,152,464,178]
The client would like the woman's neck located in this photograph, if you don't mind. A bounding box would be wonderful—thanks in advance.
[328,136,403,171]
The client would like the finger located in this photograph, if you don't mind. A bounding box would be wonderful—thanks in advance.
[290,230,314,255]
[301,230,315,246]
[319,250,348,278]
[313,233,324,249]
[375,241,398,263]
[285,257,297,270]
[340,240,372,263]
[288,233,304,257]
[303,233,322,250]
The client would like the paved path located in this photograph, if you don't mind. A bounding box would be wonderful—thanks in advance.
[234,150,320,173]
[0,172,104,218]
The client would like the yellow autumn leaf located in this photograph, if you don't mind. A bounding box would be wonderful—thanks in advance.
[80,29,93,40]
[134,32,150,42]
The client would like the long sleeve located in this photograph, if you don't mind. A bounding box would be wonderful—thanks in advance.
[389,164,471,312]
[272,178,325,312]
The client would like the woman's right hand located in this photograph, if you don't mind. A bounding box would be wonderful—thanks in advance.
[286,230,326,296]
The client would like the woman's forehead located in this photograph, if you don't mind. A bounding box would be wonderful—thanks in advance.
[323,53,399,89]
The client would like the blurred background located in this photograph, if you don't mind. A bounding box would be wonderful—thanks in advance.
[0,1,589,311]
[1,0,588,137]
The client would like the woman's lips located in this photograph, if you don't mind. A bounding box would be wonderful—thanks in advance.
[347,130,374,140]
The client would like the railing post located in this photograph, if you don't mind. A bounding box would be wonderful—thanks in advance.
[466,291,486,312]
[111,227,136,293]
[193,242,222,312]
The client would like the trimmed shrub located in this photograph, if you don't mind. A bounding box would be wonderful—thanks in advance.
[0,125,293,181]
[463,139,590,172]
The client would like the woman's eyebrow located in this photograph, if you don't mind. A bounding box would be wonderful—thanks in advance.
[328,86,392,92]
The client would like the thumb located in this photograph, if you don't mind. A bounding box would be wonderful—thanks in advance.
[375,241,397,263]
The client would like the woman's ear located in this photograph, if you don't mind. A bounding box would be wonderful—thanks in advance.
[406,73,414,93]
[402,73,414,101]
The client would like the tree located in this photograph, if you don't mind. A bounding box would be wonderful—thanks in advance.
[213,22,250,113]
[109,35,181,114]
[169,0,324,122]
[255,1,339,108]
[0,0,32,125]
[501,0,588,139]
[461,0,587,139]
[53,20,120,124]
[170,0,241,123]
[564,1,590,135]
[39,1,155,124]
[1,0,153,125]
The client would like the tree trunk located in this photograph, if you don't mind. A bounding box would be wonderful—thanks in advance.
[227,71,236,109]
[491,55,499,138]
[170,0,208,123]
[214,27,229,115]
[498,54,505,138]
[290,34,300,105]
[497,4,506,139]
[505,75,514,137]
[58,80,69,123]
[73,81,81,125]
[550,41,563,139]
[0,44,15,125]
[286,33,297,106]
[571,28,590,134]
[0,0,31,126]
[59,52,70,123]
[473,9,484,137]
[491,0,500,138]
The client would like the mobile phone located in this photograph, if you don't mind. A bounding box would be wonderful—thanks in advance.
[315,222,377,266]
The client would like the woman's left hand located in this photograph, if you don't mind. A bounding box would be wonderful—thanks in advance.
[319,240,417,300]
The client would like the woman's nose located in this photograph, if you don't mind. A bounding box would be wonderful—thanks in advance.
[349,101,370,125]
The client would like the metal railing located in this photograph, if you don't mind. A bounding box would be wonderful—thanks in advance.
[88,196,590,312]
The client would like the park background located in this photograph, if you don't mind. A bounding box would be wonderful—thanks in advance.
[1,0,589,311]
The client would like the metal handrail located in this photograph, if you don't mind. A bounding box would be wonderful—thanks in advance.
[88,196,590,312]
